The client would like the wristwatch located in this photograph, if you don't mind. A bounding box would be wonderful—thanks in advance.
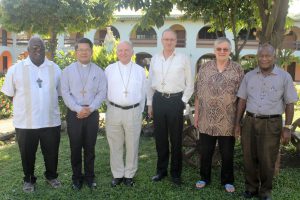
[283,125,293,130]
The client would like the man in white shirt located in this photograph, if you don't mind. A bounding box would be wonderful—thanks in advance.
[1,36,62,192]
[147,29,194,186]
[105,41,146,187]
[61,38,107,190]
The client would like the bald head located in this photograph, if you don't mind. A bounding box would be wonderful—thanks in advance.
[28,36,46,66]
[257,43,276,71]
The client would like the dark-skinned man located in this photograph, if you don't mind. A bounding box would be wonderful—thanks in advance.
[235,43,298,200]
[1,36,62,192]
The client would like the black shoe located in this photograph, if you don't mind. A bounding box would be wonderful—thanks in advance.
[111,178,123,187]
[72,180,83,190]
[123,178,134,186]
[243,191,258,198]
[260,196,272,200]
[152,173,167,182]
[87,181,97,189]
[171,177,182,186]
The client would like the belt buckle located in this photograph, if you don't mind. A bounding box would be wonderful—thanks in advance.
[162,93,171,98]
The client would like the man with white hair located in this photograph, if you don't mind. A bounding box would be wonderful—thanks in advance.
[105,41,146,187]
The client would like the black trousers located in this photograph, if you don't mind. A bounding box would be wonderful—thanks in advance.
[66,109,99,182]
[241,115,282,197]
[199,133,235,185]
[152,92,184,178]
[16,126,61,183]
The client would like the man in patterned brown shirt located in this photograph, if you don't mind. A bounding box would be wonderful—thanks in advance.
[194,37,244,192]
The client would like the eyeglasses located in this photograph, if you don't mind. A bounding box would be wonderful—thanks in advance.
[76,49,92,53]
[162,38,176,42]
[216,48,229,53]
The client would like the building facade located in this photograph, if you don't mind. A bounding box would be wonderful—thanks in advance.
[1,10,300,80]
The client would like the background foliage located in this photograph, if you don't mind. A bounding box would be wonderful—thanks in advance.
[0,75,13,119]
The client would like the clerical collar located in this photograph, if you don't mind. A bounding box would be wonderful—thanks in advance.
[118,61,131,67]
[79,62,90,68]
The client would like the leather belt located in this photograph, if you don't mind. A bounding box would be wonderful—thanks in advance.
[155,91,183,98]
[109,101,140,110]
[246,111,281,119]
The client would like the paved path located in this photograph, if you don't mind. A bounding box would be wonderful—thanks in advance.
[0,118,15,140]
[0,118,14,133]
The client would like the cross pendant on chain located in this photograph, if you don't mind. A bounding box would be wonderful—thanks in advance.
[124,90,129,97]
[36,78,43,88]
[161,81,166,88]
[80,89,87,97]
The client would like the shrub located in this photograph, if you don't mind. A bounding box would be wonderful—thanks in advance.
[0,75,13,119]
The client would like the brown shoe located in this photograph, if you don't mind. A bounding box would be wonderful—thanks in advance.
[46,178,61,189]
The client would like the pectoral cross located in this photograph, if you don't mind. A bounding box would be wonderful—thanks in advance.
[37,78,43,88]
[161,80,166,89]
[80,89,87,97]
[124,90,128,97]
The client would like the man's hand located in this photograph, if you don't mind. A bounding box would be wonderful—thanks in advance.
[194,114,199,129]
[234,124,241,139]
[77,106,92,119]
[281,128,291,145]
[148,106,153,118]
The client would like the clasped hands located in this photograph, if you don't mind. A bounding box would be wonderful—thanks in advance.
[77,106,92,119]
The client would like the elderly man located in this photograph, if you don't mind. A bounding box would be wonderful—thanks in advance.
[235,43,298,200]
[147,29,194,186]
[194,37,244,192]
[61,38,107,190]
[105,41,146,187]
[1,36,62,192]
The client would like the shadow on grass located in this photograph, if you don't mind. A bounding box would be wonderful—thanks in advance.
[0,134,300,200]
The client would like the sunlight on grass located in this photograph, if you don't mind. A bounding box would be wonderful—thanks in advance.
[0,133,299,199]
[0,154,11,161]
[139,154,149,159]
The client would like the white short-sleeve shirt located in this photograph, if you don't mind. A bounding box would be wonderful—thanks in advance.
[1,57,61,129]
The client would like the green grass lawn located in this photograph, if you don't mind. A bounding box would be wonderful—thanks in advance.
[0,133,300,200]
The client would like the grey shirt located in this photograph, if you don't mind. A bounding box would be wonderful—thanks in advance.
[61,62,107,113]
[237,66,298,115]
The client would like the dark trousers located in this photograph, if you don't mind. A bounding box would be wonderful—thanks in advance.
[241,115,282,197]
[152,92,184,178]
[199,133,235,185]
[16,126,61,183]
[66,109,99,182]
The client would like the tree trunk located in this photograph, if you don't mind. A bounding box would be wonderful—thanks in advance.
[49,30,58,60]
[255,0,289,49]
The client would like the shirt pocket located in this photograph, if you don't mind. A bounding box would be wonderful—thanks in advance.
[268,83,283,103]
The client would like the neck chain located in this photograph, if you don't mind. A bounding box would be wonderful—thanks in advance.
[118,61,133,97]
[161,54,174,89]
[76,62,92,97]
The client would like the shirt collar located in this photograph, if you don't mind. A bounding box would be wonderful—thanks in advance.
[159,50,176,60]
[212,59,232,71]
[255,65,279,75]
[24,57,49,68]
[77,61,92,68]
[118,61,132,67]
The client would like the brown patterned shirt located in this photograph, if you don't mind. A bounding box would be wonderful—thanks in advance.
[195,60,244,136]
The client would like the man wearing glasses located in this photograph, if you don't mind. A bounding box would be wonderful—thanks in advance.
[194,37,244,193]
[147,29,193,186]
[61,38,107,190]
